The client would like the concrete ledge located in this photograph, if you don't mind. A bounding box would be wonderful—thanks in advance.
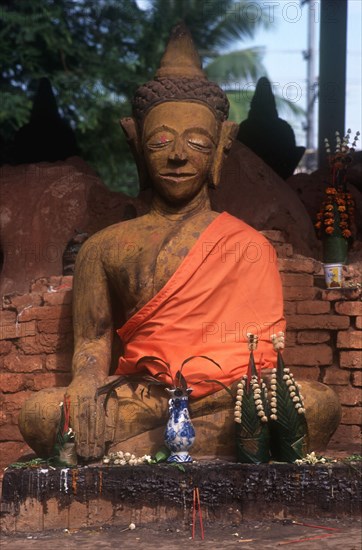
[1,462,361,533]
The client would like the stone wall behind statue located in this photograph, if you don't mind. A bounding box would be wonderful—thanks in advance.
[1,234,361,471]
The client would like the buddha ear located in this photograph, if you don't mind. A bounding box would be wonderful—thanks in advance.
[120,117,149,189]
[209,121,239,188]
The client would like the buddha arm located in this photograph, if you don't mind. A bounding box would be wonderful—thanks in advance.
[71,236,113,382]
[66,236,113,458]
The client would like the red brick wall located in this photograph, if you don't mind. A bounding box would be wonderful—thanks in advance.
[278,256,362,453]
[1,245,361,469]
[0,276,73,468]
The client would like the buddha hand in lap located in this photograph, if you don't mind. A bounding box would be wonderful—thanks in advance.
[19,24,340,461]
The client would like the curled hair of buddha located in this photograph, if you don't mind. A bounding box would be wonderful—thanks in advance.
[132,22,229,124]
[133,77,229,123]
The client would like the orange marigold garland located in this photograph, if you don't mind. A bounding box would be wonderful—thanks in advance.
[315,130,359,241]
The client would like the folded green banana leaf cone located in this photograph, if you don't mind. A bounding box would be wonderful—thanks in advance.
[269,333,309,462]
[235,334,270,464]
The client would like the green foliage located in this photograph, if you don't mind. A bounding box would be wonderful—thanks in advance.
[1,0,296,192]
[153,447,170,463]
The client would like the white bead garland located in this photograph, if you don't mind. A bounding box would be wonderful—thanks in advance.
[269,331,307,420]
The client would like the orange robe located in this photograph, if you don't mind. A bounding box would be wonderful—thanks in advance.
[116,212,285,398]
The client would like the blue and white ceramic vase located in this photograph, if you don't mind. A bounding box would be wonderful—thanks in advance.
[164,388,195,463]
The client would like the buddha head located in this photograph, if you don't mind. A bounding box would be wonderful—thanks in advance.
[120,23,238,199]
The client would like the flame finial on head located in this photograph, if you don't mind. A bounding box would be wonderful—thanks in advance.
[132,23,229,123]
[156,22,206,80]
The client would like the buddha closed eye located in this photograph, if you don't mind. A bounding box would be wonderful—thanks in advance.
[146,130,214,154]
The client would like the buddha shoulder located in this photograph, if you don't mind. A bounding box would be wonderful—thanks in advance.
[74,218,143,264]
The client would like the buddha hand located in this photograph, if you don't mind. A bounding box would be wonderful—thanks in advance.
[65,374,107,460]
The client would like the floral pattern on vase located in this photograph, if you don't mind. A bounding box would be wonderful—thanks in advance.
[164,389,195,463]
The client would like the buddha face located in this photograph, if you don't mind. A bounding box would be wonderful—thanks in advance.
[142,101,219,204]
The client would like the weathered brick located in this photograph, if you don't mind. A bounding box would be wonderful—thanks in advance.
[30,278,50,293]
[3,353,43,373]
[1,371,70,393]
[43,290,73,306]
[37,317,73,334]
[287,315,349,330]
[0,407,8,426]
[0,423,24,441]
[45,353,72,372]
[296,301,330,315]
[283,287,317,301]
[327,424,361,452]
[321,288,362,301]
[2,292,43,311]
[283,301,296,315]
[337,330,362,349]
[43,498,71,531]
[18,304,72,322]
[356,316,362,329]
[0,441,33,470]
[281,273,314,287]
[31,372,71,391]
[285,331,296,347]
[283,344,333,366]
[340,351,362,369]
[323,366,351,385]
[297,330,331,344]
[329,386,361,406]
[61,275,73,288]
[48,276,63,287]
[1,373,29,393]
[352,371,362,387]
[0,391,35,414]
[50,280,73,293]
[68,500,89,530]
[0,321,37,341]
[277,257,321,274]
[335,301,362,316]
[286,366,320,381]
[0,311,16,324]
[341,406,362,425]
[273,243,293,258]
[17,332,73,354]
[0,340,14,355]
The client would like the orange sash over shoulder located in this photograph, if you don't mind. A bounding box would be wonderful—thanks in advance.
[116,212,285,398]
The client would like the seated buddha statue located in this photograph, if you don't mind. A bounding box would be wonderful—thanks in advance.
[19,24,340,462]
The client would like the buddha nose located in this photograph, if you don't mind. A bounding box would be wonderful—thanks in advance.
[168,137,187,162]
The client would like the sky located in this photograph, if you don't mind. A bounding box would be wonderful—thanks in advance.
[238,0,362,148]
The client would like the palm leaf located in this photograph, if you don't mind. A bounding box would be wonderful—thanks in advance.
[225,90,252,123]
[180,355,223,371]
[269,352,308,462]
[198,1,272,49]
[235,349,270,464]
[275,95,305,118]
[96,373,170,413]
[180,355,233,395]
[174,369,188,392]
[225,88,304,125]
[205,47,266,82]
[135,355,171,371]
[235,383,270,464]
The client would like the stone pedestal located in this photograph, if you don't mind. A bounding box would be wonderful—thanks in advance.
[1,462,361,534]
